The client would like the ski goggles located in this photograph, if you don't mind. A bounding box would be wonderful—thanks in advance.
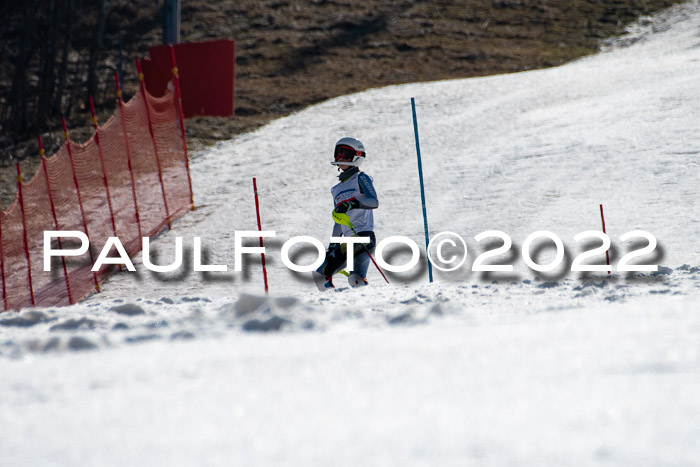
[334,145,364,161]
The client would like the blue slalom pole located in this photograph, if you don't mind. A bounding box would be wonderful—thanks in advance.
[411,98,433,283]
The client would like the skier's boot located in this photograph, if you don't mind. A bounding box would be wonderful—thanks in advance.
[348,273,368,288]
[313,271,336,291]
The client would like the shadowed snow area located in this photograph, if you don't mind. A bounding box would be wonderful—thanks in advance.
[1,3,700,466]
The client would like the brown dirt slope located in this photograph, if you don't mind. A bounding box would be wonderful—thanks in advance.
[0,0,685,206]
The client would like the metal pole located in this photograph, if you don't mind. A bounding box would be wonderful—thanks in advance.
[163,0,180,45]
[411,98,433,283]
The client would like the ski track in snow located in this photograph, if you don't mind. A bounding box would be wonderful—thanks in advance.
[1,3,700,466]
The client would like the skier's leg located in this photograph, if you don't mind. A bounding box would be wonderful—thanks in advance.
[353,251,371,278]
[313,245,347,290]
[346,252,370,287]
[316,244,347,277]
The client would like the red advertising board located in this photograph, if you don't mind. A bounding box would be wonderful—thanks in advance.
[140,39,236,117]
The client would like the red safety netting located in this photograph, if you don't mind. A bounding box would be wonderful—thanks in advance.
[0,87,193,312]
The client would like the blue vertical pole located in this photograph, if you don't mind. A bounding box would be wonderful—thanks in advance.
[411,98,433,283]
[163,0,181,45]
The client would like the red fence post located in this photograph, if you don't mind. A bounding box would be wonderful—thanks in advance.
[599,204,611,275]
[16,164,36,306]
[115,72,144,240]
[62,118,101,292]
[169,46,195,210]
[0,211,7,311]
[39,135,73,304]
[253,177,269,294]
[135,58,172,229]
[89,96,119,239]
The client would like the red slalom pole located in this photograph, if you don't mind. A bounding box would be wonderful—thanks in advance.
[135,58,171,229]
[0,208,7,311]
[168,47,195,210]
[600,204,611,275]
[90,97,123,273]
[39,135,73,304]
[89,96,118,239]
[115,72,143,240]
[253,177,269,294]
[62,117,101,292]
[16,164,35,306]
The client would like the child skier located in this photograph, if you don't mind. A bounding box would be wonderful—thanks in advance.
[313,137,379,290]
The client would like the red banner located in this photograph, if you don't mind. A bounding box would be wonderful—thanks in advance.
[140,40,236,117]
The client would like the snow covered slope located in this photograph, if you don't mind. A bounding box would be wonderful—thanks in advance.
[82,0,700,299]
[1,3,699,466]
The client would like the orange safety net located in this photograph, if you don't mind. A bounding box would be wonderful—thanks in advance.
[0,87,193,312]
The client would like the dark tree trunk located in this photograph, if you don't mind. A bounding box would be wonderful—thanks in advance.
[87,0,107,107]
[9,1,38,133]
[0,13,9,69]
[53,0,74,114]
[37,0,58,126]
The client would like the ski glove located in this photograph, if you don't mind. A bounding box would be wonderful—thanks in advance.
[334,199,360,214]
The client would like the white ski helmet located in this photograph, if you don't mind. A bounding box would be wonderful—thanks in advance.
[331,137,366,167]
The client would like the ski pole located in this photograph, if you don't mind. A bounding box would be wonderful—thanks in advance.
[333,212,389,284]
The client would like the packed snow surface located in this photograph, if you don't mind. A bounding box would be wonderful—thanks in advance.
[2,3,700,466]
